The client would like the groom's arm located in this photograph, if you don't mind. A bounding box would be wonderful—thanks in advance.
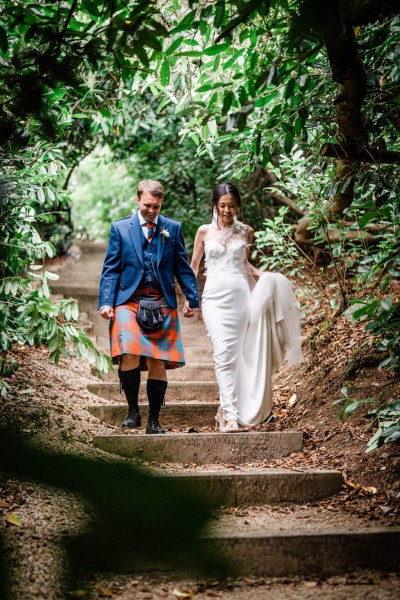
[173,224,199,309]
[98,223,122,312]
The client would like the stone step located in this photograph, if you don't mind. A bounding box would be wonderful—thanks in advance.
[204,529,400,578]
[95,335,110,352]
[91,322,211,348]
[88,403,217,428]
[91,363,216,382]
[88,381,219,403]
[89,311,205,329]
[184,347,214,363]
[50,284,98,297]
[50,285,99,313]
[75,241,107,254]
[95,335,214,362]
[93,431,303,464]
[164,470,343,505]
[90,310,207,337]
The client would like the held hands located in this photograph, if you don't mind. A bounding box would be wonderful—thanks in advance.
[99,306,115,320]
[182,299,195,318]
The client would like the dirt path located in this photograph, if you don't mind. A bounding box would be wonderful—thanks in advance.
[1,243,399,599]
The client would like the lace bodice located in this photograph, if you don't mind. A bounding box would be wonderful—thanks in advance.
[204,221,248,277]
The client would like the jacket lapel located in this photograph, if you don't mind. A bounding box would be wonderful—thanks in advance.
[156,215,166,267]
[128,212,144,266]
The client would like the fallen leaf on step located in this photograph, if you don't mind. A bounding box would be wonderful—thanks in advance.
[344,480,377,495]
[95,584,113,597]
[0,500,10,508]
[378,505,394,514]
[6,513,22,526]
[304,581,318,588]
[273,411,288,418]
[288,393,297,407]
[172,589,193,599]
[67,591,87,598]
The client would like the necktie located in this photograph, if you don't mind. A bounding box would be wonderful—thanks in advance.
[146,221,155,241]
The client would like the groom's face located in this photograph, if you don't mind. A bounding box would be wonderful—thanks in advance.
[137,192,163,222]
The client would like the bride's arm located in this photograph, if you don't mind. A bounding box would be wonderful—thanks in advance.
[245,225,264,278]
[190,226,206,277]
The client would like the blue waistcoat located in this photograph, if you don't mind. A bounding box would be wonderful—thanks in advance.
[140,225,162,290]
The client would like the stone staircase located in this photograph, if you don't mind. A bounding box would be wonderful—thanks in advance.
[50,243,400,578]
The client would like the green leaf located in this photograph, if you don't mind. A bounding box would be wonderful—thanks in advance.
[170,10,197,34]
[339,400,361,420]
[217,0,269,41]
[255,71,269,90]
[380,297,393,312]
[214,1,225,28]
[284,78,296,100]
[352,302,377,320]
[262,146,270,165]
[254,91,279,107]
[44,271,59,281]
[141,31,163,52]
[0,25,8,54]
[133,45,149,66]
[237,112,247,132]
[203,43,230,56]
[160,60,171,86]
[82,0,101,17]
[195,82,227,92]
[358,212,377,228]
[252,130,261,155]
[222,90,234,114]
[207,119,217,136]
[365,320,379,331]
[166,36,184,56]
[283,130,293,154]
[156,96,171,114]
[175,50,202,58]
[222,48,245,70]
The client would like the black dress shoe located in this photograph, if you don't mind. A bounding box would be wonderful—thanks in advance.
[145,417,165,434]
[121,410,141,429]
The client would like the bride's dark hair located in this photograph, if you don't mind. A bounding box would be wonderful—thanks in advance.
[212,183,242,226]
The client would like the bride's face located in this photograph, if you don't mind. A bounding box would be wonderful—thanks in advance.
[216,194,238,226]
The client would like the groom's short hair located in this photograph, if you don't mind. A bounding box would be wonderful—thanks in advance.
[137,179,164,200]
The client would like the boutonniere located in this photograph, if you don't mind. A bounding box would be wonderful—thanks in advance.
[160,227,170,242]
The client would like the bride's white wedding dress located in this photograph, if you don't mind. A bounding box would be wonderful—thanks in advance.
[201,220,303,427]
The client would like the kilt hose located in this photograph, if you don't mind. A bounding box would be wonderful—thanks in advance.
[109,285,185,370]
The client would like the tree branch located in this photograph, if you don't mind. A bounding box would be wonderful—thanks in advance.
[215,0,270,43]
[269,191,306,217]
[294,219,377,246]
[59,0,79,39]
[265,169,306,216]
[321,143,400,164]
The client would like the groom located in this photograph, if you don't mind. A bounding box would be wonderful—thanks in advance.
[98,180,199,433]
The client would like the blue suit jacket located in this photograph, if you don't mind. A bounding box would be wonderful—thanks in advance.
[98,212,199,310]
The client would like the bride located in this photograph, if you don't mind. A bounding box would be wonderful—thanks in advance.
[190,183,303,432]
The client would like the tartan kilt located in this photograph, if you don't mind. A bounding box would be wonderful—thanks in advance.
[109,286,185,370]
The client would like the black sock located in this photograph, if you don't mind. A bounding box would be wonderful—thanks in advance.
[119,367,141,411]
[147,379,168,419]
